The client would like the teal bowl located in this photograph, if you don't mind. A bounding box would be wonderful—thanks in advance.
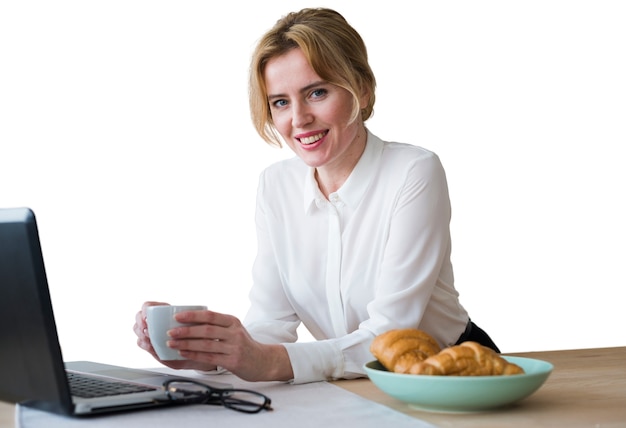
[364,356,553,413]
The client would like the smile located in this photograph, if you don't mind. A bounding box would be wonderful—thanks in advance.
[298,131,327,145]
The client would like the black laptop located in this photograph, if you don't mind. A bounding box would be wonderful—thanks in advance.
[0,207,230,416]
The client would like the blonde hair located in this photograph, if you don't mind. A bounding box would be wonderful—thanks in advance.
[249,8,376,147]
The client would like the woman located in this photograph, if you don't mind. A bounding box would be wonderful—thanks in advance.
[134,7,499,384]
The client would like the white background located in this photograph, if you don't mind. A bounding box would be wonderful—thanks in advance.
[1,1,624,370]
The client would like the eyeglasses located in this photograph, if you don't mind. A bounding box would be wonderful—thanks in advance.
[162,378,273,414]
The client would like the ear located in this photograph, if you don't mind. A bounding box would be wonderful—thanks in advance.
[358,86,370,110]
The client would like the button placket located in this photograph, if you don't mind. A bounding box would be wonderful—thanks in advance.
[325,202,347,336]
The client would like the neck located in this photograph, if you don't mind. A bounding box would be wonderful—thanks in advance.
[315,127,367,198]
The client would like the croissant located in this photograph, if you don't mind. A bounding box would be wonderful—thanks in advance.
[406,341,525,376]
[370,328,441,373]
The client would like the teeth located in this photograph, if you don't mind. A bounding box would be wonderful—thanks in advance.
[300,132,325,145]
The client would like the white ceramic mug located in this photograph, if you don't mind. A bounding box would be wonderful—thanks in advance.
[146,305,207,360]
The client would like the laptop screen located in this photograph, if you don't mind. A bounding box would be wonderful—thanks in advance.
[0,208,74,414]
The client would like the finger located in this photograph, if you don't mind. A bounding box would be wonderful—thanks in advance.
[168,337,230,356]
[136,335,152,352]
[136,302,168,340]
[136,334,159,360]
[174,309,239,328]
[134,310,146,330]
[132,320,142,337]
[168,323,227,342]
[133,320,152,340]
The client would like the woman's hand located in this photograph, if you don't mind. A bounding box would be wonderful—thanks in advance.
[167,309,294,382]
[133,301,218,371]
[133,301,294,381]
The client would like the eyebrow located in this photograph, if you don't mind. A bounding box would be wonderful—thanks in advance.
[267,80,328,101]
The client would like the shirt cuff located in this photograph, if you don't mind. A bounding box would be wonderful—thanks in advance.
[282,340,344,384]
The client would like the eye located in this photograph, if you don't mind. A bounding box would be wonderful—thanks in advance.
[310,88,327,99]
[271,99,288,109]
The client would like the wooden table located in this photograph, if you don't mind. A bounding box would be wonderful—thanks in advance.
[0,401,14,428]
[337,346,626,427]
[1,347,625,427]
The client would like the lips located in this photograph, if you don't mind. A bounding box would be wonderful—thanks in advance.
[297,131,328,145]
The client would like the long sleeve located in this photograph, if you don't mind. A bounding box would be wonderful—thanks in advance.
[243,132,468,384]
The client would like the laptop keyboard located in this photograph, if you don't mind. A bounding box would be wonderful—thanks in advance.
[67,371,158,398]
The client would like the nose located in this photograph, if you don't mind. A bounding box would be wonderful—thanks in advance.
[291,101,313,128]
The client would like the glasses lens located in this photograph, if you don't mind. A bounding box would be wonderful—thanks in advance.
[166,381,214,402]
[222,390,272,413]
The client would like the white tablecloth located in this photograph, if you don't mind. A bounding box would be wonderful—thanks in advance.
[16,370,435,428]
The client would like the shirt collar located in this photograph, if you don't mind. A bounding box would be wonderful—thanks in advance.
[303,129,383,213]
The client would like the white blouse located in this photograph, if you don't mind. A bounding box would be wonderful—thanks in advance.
[243,130,469,384]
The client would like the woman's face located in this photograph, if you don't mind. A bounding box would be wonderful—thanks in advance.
[264,48,368,173]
